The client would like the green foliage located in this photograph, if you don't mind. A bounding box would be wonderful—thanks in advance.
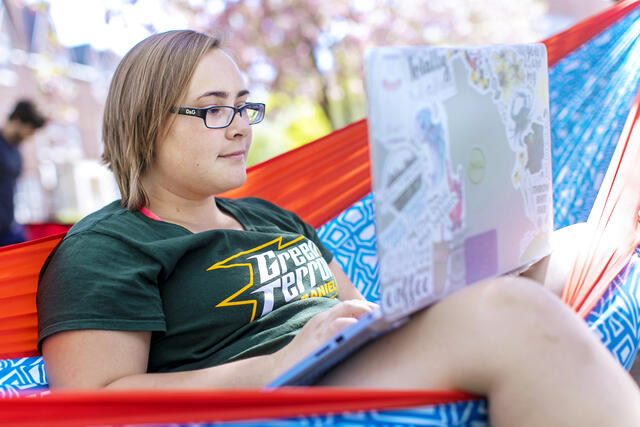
[285,99,332,147]
[248,93,332,166]
[167,0,548,165]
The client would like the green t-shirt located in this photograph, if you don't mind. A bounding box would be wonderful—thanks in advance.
[37,197,339,373]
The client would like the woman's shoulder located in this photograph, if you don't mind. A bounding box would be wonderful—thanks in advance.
[45,201,145,266]
[41,201,166,284]
[65,200,158,240]
[66,200,129,234]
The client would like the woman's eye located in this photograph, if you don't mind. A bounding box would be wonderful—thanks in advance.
[207,107,223,117]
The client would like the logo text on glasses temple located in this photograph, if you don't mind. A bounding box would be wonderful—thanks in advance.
[185,109,197,115]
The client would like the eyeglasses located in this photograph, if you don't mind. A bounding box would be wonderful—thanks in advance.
[170,102,265,129]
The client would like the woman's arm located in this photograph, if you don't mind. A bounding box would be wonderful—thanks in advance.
[519,223,586,297]
[42,329,280,389]
[42,299,376,389]
[328,259,366,301]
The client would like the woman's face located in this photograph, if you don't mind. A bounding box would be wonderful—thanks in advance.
[149,49,253,199]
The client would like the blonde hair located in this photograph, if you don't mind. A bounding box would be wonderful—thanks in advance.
[102,30,220,210]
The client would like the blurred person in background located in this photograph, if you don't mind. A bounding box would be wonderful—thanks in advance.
[0,100,46,246]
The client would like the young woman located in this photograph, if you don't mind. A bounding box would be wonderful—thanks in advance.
[37,30,640,427]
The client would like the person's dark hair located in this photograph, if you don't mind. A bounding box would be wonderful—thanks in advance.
[9,100,46,128]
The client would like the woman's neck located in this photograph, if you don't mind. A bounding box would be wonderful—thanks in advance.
[141,183,243,233]
[148,197,244,233]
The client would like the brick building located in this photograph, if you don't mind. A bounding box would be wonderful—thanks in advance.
[0,1,120,224]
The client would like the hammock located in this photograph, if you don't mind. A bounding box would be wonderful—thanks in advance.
[1,1,640,425]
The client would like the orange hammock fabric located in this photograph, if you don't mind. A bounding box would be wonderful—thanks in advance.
[0,1,639,425]
[0,235,62,358]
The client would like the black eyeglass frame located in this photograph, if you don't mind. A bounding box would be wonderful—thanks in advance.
[170,102,266,129]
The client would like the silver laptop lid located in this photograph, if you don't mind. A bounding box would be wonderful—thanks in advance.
[365,44,553,321]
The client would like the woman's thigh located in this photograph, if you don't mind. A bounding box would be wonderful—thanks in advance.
[317,274,612,393]
[317,229,640,427]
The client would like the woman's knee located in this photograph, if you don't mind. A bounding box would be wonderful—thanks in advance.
[409,276,569,354]
[447,276,591,349]
[338,276,603,391]
[398,277,572,390]
[413,276,556,330]
[474,276,602,358]
[468,275,561,320]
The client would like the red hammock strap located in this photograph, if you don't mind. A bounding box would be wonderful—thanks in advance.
[562,86,640,317]
[0,388,477,427]
[544,0,640,67]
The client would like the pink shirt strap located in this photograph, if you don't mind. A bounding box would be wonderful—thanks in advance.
[139,207,163,221]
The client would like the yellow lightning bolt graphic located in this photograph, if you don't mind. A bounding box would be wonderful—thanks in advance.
[208,235,305,322]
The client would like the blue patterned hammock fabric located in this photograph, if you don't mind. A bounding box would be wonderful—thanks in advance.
[2,4,640,427]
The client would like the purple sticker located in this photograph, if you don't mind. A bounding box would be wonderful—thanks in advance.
[464,229,498,285]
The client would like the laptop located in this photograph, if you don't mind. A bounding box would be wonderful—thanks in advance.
[268,43,553,387]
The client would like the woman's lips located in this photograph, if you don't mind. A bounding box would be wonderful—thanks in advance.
[219,151,245,160]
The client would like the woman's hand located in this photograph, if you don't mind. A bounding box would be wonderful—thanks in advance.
[275,299,379,371]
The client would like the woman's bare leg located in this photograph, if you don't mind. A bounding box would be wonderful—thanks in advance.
[318,276,640,427]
